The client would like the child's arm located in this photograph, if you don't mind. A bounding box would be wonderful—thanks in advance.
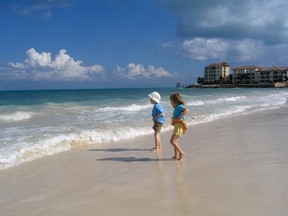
[153,112,163,122]
[177,107,189,121]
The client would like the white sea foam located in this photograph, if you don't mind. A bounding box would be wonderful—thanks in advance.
[0,137,70,170]
[206,96,245,105]
[188,100,205,106]
[99,104,151,112]
[0,126,156,170]
[223,96,247,101]
[0,111,33,122]
[190,105,252,124]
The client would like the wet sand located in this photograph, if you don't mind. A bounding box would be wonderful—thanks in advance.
[1,107,288,216]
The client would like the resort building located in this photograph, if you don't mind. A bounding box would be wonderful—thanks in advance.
[258,66,288,83]
[233,66,288,84]
[204,62,230,84]
[195,62,288,87]
[233,65,262,84]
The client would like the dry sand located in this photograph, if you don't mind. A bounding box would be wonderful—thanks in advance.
[1,107,288,216]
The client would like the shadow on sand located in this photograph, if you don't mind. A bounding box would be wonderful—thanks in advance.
[88,148,151,152]
[89,147,173,162]
[97,157,171,162]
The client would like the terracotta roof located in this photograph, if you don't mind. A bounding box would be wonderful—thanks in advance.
[233,65,261,70]
[261,66,288,71]
[206,62,229,67]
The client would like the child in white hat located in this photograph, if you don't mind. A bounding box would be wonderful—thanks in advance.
[148,91,165,151]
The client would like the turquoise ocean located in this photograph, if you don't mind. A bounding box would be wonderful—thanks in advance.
[0,88,288,170]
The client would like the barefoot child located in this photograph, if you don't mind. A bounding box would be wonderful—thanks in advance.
[148,92,165,151]
[169,92,189,160]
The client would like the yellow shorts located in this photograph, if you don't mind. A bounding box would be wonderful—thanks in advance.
[173,123,184,136]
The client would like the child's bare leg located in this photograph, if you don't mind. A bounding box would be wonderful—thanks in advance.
[153,131,161,150]
[171,147,178,160]
[156,131,161,149]
[170,134,185,160]
[178,151,185,160]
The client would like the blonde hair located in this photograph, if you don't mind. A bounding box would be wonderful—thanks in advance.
[170,92,185,105]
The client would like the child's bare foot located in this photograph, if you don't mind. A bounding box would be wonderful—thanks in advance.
[171,156,178,160]
[151,147,161,151]
[178,152,185,160]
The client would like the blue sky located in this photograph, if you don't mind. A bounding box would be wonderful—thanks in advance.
[1,0,288,90]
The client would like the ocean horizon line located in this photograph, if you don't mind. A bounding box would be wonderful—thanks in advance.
[0,86,178,92]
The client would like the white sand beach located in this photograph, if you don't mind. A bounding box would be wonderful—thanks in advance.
[1,107,288,216]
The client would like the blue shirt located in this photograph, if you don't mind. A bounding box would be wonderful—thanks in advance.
[173,104,187,120]
[152,103,165,124]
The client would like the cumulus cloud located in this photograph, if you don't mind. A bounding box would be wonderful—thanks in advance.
[180,38,229,61]
[5,48,105,81]
[114,63,174,80]
[159,0,288,65]
[160,0,288,44]
[179,38,266,62]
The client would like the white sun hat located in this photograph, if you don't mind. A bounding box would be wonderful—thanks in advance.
[148,91,161,103]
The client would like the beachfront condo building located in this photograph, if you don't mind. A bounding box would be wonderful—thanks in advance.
[200,63,288,86]
[233,66,288,84]
[204,62,230,84]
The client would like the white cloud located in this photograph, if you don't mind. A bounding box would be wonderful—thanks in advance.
[178,37,288,66]
[25,48,52,67]
[179,37,267,62]
[160,0,288,66]
[6,48,105,81]
[160,0,288,41]
[114,63,174,80]
[180,38,229,61]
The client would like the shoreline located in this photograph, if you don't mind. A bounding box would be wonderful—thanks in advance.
[1,88,287,171]
[1,107,288,216]
[0,106,282,171]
